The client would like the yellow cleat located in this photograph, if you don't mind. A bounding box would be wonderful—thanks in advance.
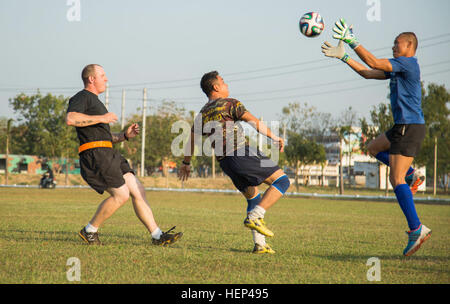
[244,217,274,237]
[252,243,275,254]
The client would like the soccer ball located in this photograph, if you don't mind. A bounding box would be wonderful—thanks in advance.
[299,12,324,38]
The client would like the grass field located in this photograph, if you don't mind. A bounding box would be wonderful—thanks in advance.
[0,188,449,284]
[2,173,450,200]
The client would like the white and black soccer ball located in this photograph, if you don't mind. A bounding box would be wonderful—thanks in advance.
[299,12,324,38]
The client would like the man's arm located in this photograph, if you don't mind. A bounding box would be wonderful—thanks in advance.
[321,41,388,79]
[346,57,389,79]
[66,111,118,127]
[353,45,392,72]
[240,111,284,152]
[179,131,195,182]
[111,132,127,144]
[111,123,140,144]
[332,18,393,72]
[183,131,195,165]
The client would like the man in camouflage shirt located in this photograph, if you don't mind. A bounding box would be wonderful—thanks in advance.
[179,71,291,254]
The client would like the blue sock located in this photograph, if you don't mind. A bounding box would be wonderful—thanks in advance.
[406,167,415,177]
[375,151,390,166]
[376,151,415,178]
[246,193,261,214]
[394,184,421,231]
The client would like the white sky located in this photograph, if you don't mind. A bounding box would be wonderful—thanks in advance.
[1,0,449,124]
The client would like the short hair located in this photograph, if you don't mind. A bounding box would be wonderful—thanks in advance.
[200,71,219,97]
[398,32,418,51]
[81,64,102,86]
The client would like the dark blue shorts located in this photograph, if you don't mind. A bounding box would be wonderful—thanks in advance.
[385,124,425,157]
[219,146,280,192]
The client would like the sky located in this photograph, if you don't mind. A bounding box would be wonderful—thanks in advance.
[1,0,449,125]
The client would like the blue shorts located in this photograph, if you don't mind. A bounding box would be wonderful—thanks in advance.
[385,124,425,157]
[219,146,280,192]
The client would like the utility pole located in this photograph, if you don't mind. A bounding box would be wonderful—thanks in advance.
[339,134,344,195]
[434,136,437,196]
[65,154,69,186]
[429,122,440,196]
[212,147,215,179]
[5,119,12,185]
[258,116,263,151]
[120,89,126,149]
[105,83,109,110]
[141,88,147,177]
[385,166,389,197]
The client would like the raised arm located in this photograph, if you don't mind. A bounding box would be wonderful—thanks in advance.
[353,45,392,72]
[332,18,393,72]
[321,40,388,80]
[346,56,389,79]
[240,111,284,152]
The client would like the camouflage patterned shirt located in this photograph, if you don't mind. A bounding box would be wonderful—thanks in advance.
[192,98,248,159]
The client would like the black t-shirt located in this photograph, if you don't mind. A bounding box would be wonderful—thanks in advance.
[67,89,112,145]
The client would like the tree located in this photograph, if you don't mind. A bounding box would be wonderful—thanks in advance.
[0,117,9,154]
[121,100,187,176]
[281,102,334,141]
[359,102,394,195]
[359,102,393,153]
[285,132,326,191]
[0,118,13,184]
[415,83,450,192]
[338,106,359,187]
[360,82,450,193]
[9,92,78,158]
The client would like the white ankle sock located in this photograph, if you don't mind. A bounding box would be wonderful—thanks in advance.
[151,227,162,240]
[252,230,266,246]
[248,205,266,220]
[85,223,98,233]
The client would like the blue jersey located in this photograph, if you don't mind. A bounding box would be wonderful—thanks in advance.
[384,56,424,124]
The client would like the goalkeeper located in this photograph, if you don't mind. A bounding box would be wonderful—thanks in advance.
[321,19,431,256]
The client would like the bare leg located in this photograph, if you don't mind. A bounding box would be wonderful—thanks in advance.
[389,154,414,188]
[89,184,130,228]
[258,169,286,210]
[367,133,391,157]
[124,173,158,233]
[242,186,258,200]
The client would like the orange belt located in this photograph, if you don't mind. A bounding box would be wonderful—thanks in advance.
[78,141,113,153]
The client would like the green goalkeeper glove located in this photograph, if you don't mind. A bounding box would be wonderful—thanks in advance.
[321,40,350,63]
[332,18,360,49]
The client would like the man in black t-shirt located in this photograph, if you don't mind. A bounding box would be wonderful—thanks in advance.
[66,64,182,246]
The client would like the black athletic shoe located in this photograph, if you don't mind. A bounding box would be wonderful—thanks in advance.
[152,226,183,246]
[78,227,102,245]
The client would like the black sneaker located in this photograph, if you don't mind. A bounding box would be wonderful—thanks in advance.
[78,227,102,245]
[152,226,183,246]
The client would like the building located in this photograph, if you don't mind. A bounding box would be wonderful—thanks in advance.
[0,154,80,175]
[292,127,426,191]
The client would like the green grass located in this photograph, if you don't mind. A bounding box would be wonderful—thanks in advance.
[0,188,449,284]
